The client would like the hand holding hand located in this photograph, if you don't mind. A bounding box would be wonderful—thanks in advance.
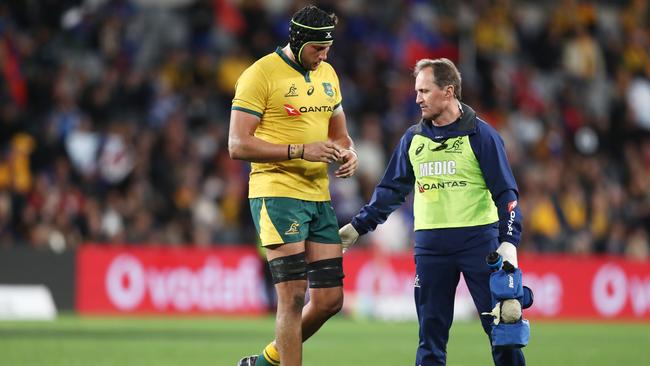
[302,141,342,163]
[335,149,358,178]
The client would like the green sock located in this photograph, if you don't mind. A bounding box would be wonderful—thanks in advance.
[256,342,280,366]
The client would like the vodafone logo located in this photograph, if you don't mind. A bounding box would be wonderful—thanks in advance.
[592,263,650,317]
[104,254,264,312]
[283,104,301,116]
[106,254,146,310]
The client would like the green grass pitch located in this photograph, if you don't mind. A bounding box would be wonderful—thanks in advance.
[1,315,648,365]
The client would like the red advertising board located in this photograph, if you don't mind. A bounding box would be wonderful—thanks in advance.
[519,255,650,320]
[76,245,267,315]
[341,252,650,320]
[76,246,650,320]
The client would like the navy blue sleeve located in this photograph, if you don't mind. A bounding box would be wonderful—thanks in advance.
[469,120,522,246]
[351,129,416,235]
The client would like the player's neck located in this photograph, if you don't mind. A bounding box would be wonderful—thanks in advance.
[282,44,296,63]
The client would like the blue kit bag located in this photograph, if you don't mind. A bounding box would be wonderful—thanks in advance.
[485,253,534,348]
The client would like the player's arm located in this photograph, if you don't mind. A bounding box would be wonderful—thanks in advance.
[328,106,357,178]
[228,110,342,163]
[229,110,289,162]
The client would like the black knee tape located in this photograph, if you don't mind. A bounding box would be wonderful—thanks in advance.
[307,257,344,288]
[268,252,307,284]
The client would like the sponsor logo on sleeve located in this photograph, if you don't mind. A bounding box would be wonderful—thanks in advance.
[507,200,518,235]
[508,200,518,213]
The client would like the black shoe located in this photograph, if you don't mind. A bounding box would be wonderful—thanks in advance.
[237,355,258,366]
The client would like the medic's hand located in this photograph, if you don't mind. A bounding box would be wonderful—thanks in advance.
[497,241,518,268]
[339,223,359,254]
[495,241,522,323]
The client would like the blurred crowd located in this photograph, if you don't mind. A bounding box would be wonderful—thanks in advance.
[0,0,648,259]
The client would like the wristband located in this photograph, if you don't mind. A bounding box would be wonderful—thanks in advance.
[289,144,304,159]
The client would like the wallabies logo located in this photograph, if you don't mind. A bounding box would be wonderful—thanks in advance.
[285,221,300,235]
[450,138,463,150]
[285,83,299,97]
[444,137,464,154]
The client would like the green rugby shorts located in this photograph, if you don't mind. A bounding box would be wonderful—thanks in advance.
[249,197,341,246]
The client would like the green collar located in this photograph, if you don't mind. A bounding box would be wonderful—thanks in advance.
[275,47,311,82]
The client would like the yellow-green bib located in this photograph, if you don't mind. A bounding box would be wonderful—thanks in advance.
[408,134,498,230]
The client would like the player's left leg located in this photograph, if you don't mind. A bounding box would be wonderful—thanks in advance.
[239,198,311,366]
[460,240,525,366]
[244,244,343,366]
[301,241,344,341]
[300,201,344,341]
[239,200,343,365]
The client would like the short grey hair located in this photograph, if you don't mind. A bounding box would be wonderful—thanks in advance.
[413,58,462,99]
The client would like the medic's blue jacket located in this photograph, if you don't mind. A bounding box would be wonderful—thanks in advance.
[350,103,522,255]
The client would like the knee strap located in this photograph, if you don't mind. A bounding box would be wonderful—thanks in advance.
[268,252,307,284]
[307,257,344,288]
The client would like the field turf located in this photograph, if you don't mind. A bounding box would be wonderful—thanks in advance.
[1,315,648,365]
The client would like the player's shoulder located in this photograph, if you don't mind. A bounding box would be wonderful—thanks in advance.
[319,60,335,71]
[257,51,283,68]
[241,51,283,79]
[317,61,339,77]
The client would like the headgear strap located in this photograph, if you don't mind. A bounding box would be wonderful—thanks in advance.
[289,19,334,67]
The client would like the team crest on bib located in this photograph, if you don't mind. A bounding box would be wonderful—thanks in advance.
[322,82,334,97]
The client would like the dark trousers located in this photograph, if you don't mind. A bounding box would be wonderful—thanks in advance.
[414,239,525,366]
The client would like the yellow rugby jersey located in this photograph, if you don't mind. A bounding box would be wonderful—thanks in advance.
[232,47,343,201]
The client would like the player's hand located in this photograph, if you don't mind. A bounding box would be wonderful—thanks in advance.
[335,149,358,178]
[496,241,518,268]
[339,223,359,254]
[303,141,341,163]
